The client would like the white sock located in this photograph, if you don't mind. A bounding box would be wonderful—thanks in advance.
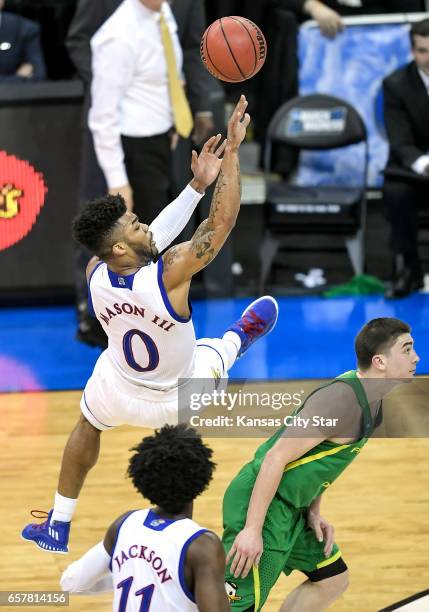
[51,491,77,523]
[222,331,241,368]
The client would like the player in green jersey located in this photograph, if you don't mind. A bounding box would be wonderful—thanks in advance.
[223,317,419,611]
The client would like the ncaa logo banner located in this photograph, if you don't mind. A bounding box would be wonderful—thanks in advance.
[0,151,47,251]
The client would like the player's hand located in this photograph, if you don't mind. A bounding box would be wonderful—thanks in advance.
[226,95,250,150]
[190,133,227,191]
[308,510,335,557]
[192,114,216,146]
[225,526,263,579]
[108,184,134,211]
[304,0,343,39]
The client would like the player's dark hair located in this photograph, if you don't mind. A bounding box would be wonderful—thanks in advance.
[127,424,216,515]
[72,194,126,257]
[410,18,429,46]
[355,318,411,370]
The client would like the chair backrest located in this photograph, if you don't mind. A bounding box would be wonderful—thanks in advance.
[266,94,367,152]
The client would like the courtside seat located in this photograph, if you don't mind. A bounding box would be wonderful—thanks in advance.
[260,93,369,292]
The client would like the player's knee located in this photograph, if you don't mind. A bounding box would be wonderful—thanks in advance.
[317,570,349,600]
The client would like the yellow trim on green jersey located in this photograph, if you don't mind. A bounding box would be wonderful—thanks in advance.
[284,444,352,473]
[253,565,261,611]
[316,549,342,569]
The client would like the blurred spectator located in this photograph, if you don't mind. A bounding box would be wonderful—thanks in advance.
[66,0,220,348]
[0,0,46,81]
[207,1,425,41]
[383,18,429,298]
[286,0,426,39]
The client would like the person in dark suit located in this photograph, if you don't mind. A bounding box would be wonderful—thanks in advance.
[383,18,429,298]
[0,0,46,81]
[66,0,227,349]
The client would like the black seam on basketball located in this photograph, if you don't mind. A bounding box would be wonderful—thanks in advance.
[200,21,214,67]
[219,17,246,80]
[228,16,257,74]
[203,23,237,81]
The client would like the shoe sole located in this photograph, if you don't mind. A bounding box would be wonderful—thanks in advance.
[241,295,279,338]
[20,534,68,555]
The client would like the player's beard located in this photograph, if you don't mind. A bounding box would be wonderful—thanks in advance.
[134,242,159,264]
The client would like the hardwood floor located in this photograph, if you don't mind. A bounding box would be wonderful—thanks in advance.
[1,389,428,611]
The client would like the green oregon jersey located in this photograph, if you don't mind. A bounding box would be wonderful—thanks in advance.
[251,370,374,508]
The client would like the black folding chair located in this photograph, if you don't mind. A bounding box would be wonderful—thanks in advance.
[259,93,369,293]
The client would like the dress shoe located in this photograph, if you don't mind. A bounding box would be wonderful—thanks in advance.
[385,267,424,299]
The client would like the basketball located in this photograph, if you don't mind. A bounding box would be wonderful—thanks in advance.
[200,16,267,83]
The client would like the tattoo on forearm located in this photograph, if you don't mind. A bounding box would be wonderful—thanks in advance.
[209,170,227,221]
[188,156,239,269]
[191,220,215,260]
[237,159,242,193]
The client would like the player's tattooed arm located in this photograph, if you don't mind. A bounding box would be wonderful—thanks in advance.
[188,169,227,266]
[162,96,249,289]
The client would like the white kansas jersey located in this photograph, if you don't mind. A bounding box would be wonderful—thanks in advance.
[88,259,196,389]
[110,509,206,611]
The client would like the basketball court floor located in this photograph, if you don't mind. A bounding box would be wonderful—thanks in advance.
[1,294,429,611]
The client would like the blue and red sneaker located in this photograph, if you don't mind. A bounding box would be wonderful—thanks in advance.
[227,296,278,359]
[21,510,70,554]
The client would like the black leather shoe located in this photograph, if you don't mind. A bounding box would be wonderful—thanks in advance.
[385,268,424,299]
[76,316,108,349]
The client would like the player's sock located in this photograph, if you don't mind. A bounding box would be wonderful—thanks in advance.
[222,331,241,368]
[51,492,77,523]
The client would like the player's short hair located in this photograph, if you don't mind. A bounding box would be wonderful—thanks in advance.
[355,317,411,370]
[410,18,429,46]
[72,194,126,257]
[128,424,216,515]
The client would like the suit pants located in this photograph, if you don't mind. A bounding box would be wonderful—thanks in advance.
[383,176,428,271]
[121,131,171,223]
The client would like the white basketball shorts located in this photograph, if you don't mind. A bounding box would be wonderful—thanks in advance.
[80,337,228,431]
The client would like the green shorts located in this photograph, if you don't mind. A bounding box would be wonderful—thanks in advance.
[222,466,343,611]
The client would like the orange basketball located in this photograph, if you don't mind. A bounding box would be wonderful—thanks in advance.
[200,16,267,83]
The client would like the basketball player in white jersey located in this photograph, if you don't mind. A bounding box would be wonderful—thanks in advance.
[22,96,278,554]
[60,423,230,611]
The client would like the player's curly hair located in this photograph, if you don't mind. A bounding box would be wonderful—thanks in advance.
[127,424,216,515]
[72,194,127,257]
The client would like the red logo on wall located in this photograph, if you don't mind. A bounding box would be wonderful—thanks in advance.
[0,151,48,251]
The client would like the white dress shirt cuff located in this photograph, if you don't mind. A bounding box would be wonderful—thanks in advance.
[411,154,429,176]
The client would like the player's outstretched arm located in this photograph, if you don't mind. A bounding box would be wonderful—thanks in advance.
[161,95,250,291]
[148,134,227,253]
[187,531,230,611]
[226,436,323,580]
